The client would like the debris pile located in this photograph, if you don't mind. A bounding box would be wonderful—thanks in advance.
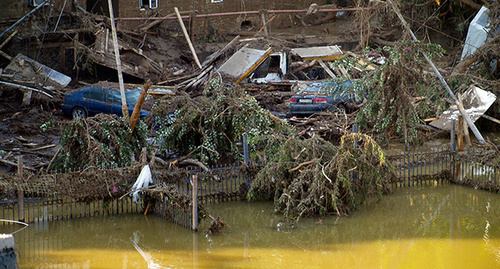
[151,77,294,164]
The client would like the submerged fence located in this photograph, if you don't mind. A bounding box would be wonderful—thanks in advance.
[0,143,498,231]
[150,164,251,230]
[385,145,453,187]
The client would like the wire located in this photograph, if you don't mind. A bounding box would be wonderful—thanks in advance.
[0,219,30,235]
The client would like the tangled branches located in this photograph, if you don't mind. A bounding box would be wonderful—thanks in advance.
[151,77,294,164]
[356,40,447,144]
[51,114,148,171]
[248,134,394,221]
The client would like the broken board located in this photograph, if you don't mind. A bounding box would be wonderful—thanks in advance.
[430,86,497,130]
[3,54,71,89]
[291,45,343,61]
[217,46,272,83]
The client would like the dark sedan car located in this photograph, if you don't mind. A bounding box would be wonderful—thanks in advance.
[61,86,150,119]
[289,80,363,116]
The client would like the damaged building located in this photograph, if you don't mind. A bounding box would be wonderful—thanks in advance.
[0,0,345,83]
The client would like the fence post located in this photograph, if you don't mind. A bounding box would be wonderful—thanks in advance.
[455,116,465,181]
[243,133,251,191]
[450,119,455,152]
[192,175,198,232]
[457,115,464,151]
[243,133,249,166]
[451,119,456,182]
[17,156,24,222]
[259,9,269,36]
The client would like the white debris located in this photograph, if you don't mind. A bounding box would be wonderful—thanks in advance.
[131,165,153,203]
[430,86,497,130]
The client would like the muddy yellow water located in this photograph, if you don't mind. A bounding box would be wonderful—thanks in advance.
[7,185,500,268]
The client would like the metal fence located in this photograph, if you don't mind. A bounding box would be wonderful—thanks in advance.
[149,164,251,230]
[385,145,454,187]
[452,159,500,190]
[0,144,498,231]
[0,196,143,225]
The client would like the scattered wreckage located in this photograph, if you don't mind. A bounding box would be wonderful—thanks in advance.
[0,2,499,174]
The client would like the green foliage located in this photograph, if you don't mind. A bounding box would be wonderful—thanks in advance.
[248,134,393,221]
[355,40,446,144]
[39,119,54,132]
[151,78,294,164]
[51,114,148,171]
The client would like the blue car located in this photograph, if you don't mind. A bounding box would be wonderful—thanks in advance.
[289,80,364,116]
[61,86,150,119]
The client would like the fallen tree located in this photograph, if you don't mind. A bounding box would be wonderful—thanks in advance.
[50,114,148,171]
[151,77,294,165]
[248,134,394,221]
[355,40,448,144]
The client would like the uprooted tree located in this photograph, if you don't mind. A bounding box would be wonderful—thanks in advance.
[151,77,294,165]
[248,134,394,221]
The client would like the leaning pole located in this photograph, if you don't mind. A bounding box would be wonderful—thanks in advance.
[386,0,485,144]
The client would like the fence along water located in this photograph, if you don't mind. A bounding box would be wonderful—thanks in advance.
[0,135,498,230]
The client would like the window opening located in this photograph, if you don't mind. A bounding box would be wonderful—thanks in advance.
[140,0,158,10]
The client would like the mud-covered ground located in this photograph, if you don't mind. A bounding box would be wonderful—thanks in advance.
[0,89,64,172]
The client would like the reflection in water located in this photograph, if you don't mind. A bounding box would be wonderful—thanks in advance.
[7,185,500,268]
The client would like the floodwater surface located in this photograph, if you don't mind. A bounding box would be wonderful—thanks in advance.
[8,185,500,268]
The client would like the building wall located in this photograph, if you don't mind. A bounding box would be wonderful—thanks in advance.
[0,0,74,20]
[116,0,331,36]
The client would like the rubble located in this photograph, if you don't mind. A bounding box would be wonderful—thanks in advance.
[0,0,498,183]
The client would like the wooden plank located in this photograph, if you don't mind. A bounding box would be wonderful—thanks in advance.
[318,59,337,79]
[0,50,12,61]
[0,30,17,50]
[481,114,500,125]
[174,7,202,69]
[130,80,150,133]
[291,45,343,61]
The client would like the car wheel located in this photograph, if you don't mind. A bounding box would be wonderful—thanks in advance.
[72,107,87,119]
